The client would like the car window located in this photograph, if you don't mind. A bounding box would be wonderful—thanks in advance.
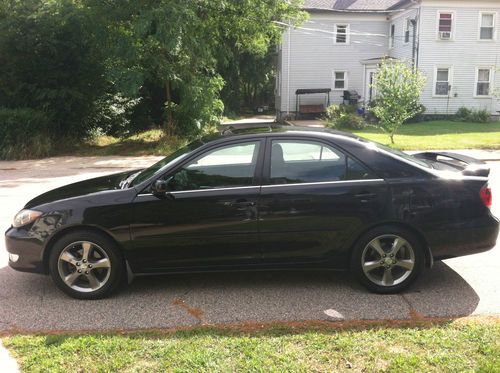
[270,140,347,184]
[166,142,260,191]
[270,140,375,184]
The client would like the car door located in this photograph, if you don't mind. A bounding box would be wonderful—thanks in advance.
[258,137,388,267]
[129,139,264,272]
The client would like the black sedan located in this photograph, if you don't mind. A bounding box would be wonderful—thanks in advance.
[5,126,498,299]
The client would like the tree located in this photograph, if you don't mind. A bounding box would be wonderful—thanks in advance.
[372,60,426,144]
[85,0,305,136]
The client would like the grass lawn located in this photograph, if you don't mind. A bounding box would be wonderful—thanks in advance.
[3,319,500,372]
[349,120,500,150]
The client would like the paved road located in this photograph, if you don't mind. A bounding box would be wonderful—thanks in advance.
[0,155,499,333]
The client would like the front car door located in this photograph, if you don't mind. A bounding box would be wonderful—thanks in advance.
[258,137,389,268]
[129,139,264,273]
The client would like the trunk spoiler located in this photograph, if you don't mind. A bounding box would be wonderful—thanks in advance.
[413,151,490,177]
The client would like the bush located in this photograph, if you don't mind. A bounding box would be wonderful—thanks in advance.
[336,113,366,130]
[0,108,55,159]
[324,104,358,125]
[455,107,491,123]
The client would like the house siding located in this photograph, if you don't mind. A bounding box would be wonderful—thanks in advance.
[418,2,500,115]
[389,6,420,61]
[278,13,388,117]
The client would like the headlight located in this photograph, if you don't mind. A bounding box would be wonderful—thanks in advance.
[13,209,42,228]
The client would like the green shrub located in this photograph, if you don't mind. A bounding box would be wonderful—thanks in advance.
[324,104,358,126]
[0,108,55,159]
[336,113,366,130]
[454,107,491,123]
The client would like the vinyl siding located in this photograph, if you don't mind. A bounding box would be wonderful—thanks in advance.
[279,13,388,115]
[389,7,420,61]
[418,3,500,115]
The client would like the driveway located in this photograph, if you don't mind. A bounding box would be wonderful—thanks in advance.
[0,155,499,333]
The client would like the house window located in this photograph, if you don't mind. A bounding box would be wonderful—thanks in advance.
[404,18,411,43]
[435,67,451,96]
[333,71,347,90]
[389,24,395,48]
[335,24,349,44]
[479,13,496,40]
[438,12,453,40]
[476,68,492,96]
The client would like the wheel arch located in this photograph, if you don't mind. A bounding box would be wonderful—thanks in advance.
[42,225,126,274]
[348,221,433,268]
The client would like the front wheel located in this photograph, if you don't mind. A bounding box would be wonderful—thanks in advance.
[48,230,124,299]
[351,226,424,294]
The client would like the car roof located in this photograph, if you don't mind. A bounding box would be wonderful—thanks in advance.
[206,124,363,145]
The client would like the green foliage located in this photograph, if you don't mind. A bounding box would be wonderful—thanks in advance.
[0,0,108,139]
[455,107,491,123]
[0,108,54,159]
[324,104,364,129]
[372,61,426,143]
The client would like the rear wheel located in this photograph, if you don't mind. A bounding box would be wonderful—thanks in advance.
[48,230,124,299]
[351,226,424,294]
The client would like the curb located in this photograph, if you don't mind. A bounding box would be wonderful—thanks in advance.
[0,341,19,373]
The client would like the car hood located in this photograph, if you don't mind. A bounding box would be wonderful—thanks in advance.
[24,170,139,209]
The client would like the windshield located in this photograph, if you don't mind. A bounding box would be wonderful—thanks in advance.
[363,140,433,169]
[130,140,202,187]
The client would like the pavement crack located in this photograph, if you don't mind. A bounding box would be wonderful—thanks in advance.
[401,293,425,321]
[172,298,204,324]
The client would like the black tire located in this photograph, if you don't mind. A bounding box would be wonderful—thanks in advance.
[350,225,424,294]
[48,230,124,299]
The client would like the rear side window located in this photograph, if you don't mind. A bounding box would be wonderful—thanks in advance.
[270,140,374,184]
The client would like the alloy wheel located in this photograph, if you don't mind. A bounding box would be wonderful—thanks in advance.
[361,234,415,287]
[57,241,111,293]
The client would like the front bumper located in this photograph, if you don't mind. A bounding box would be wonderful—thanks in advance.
[5,226,46,274]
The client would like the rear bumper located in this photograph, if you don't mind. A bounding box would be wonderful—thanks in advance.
[5,227,46,274]
[429,214,499,260]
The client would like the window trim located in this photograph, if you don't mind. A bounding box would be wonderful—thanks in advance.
[332,70,348,91]
[333,23,350,45]
[436,10,455,41]
[389,23,395,49]
[433,66,453,97]
[478,11,497,41]
[474,67,494,98]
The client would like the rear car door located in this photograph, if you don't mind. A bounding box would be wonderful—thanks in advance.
[129,139,264,272]
[258,137,389,267]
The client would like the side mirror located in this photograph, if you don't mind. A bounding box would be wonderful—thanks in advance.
[151,179,168,196]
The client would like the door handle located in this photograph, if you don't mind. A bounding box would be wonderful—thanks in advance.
[232,199,256,207]
[354,192,377,202]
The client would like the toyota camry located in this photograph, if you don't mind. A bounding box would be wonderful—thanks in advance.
[5,126,498,299]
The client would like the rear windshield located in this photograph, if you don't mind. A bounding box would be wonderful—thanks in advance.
[368,141,433,169]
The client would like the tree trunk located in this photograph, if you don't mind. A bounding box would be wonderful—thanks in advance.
[165,81,174,136]
[390,133,395,144]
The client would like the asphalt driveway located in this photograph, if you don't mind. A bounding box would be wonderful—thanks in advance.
[0,155,499,333]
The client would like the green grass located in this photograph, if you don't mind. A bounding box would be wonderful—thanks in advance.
[69,129,187,157]
[3,319,500,372]
[348,120,500,150]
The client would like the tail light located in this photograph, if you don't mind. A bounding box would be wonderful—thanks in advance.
[480,184,492,208]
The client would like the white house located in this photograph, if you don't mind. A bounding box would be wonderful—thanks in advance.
[276,0,500,119]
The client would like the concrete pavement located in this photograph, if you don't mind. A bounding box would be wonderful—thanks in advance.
[0,153,499,333]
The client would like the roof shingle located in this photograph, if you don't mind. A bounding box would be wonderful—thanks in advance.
[303,0,407,11]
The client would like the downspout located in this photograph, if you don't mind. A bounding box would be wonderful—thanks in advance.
[286,23,291,116]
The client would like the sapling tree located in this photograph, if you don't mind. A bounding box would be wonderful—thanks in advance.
[372,60,426,144]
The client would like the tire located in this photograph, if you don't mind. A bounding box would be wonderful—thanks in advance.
[350,225,424,294]
[48,230,124,299]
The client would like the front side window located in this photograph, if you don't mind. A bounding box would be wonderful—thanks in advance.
[480,13,496,40]
[438,12,453,40]
[166,142,260,191]
[269,140,373,184]
[435,67,451,96]
[333,71,347,90]
[476,68,492,96]
[335,24,349,44]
